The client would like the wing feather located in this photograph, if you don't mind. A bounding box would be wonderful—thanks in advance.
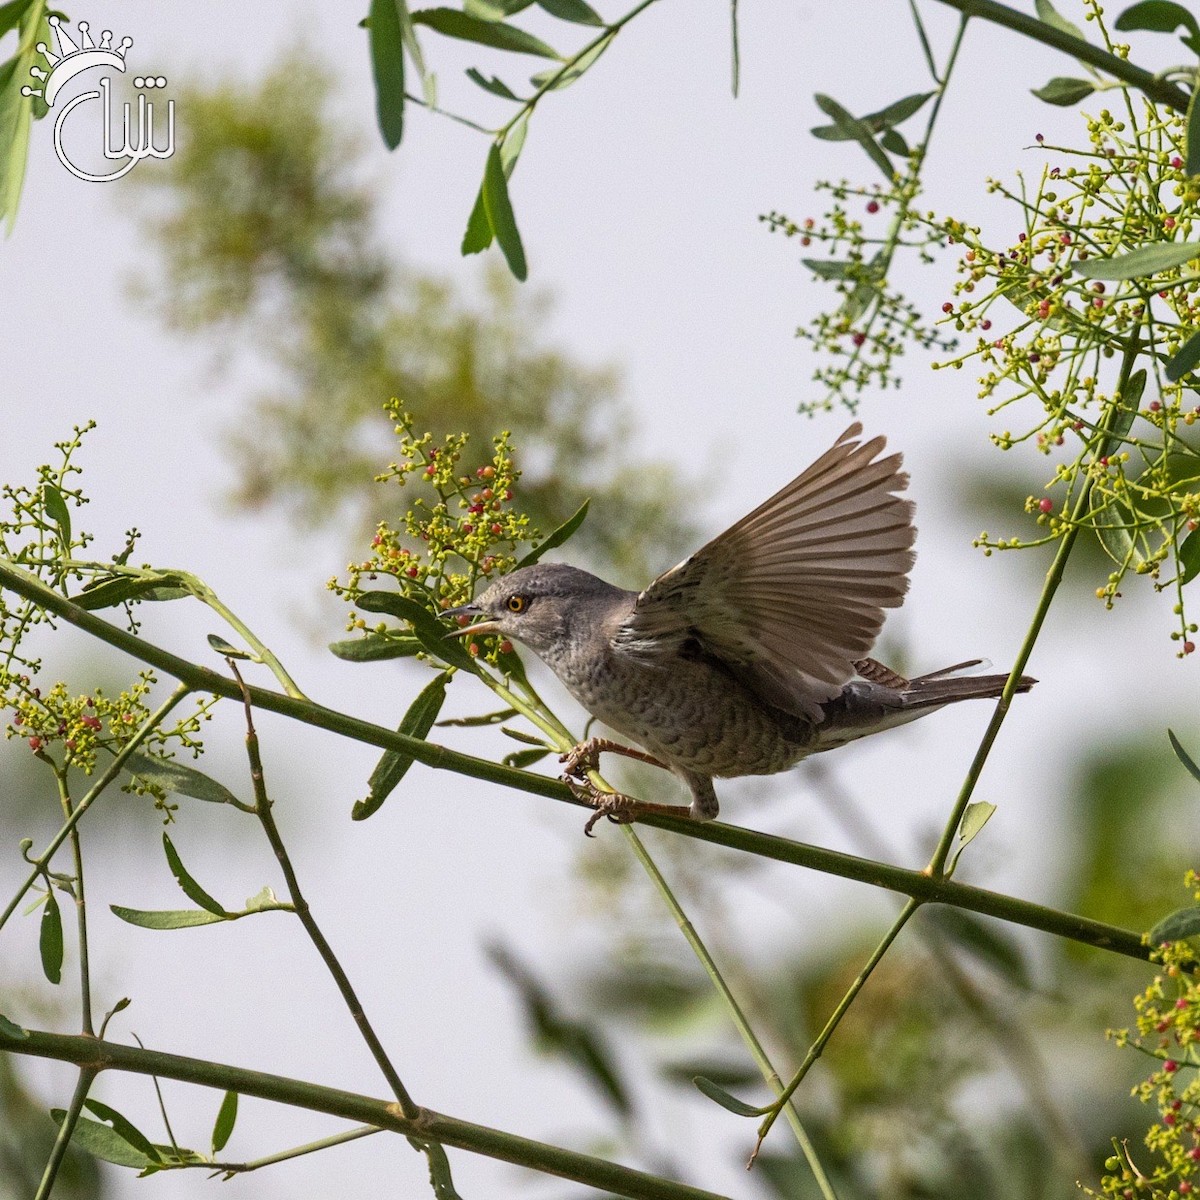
[614,423,916,719]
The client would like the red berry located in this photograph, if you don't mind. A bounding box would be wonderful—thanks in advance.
[499,640,514,654]
[1173,156,1184,169]
[456,615,472,627]
[1166,1112,1178,1126]
[1189,1147,1200,1161]
[462,523,474,534]
[468,642,480,657]
[406,566,420,578]
[981,320,992,331]
[1185,641,1196,655]
[866,200,880,214]
[1149,400,1161,412]
[490,523,503,536]
[28,736,42,751]
[1179,999,1190,1009]
[851,332,866,346]
[1166,1060,1180,1073]
[481,466,495,479]
[1038,498,1053,513]
[1180,1182,1193,1194]
[942,302,953,313]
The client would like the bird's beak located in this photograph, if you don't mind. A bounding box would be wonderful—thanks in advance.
[443,603,500,639]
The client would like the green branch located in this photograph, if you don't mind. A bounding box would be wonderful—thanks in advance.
[929,0,1192,112]
[0,1024,733,1200]
[0,556,1151,960]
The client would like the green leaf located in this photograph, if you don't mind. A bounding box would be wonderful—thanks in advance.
[1100,367,1146,457]
[162,833,227,916]
[1031,76,1095,105]
[502,746,550,768]
[812,90,935,140]
[1094,497,1137,565]
[924,907,1032,990]
[41,483,71,546]
[802,258,860,280]
[0,1013,29,1039]
[1035,0,1089,44]
[211,1090,238,1154]
[206,632,250,659]
[0,0,35,42]
[515,500,589,568]
[659,1058,760,1089]
[83,1099,163,1164]
[1180,529,1200,585]
[328,632,422,661]
[692,1075,772,1117]
[466,0,536,16]
[813,93,893,180]
[369,0,406,149]
[1115,1,1200,54]
[482,141,527,280]
[946,800,997,875]
[529,29,613,90]
[356,591,477,670]
[410,7,559,57]
[878,128,909,157]
[123,750,245,808]
[421,1137,465,1200]
[353,670,451,819]
[51,1111,153,1169]
[536,0,604,24]
[40,888,63,985]
[462,184,494,255]
[500,725,548,746]
[1166,329,1200,382]
[437,707,518,727]
[1150,905,1200,943]
[1168,728,1200,786]
[1074,240,1200,279]
[109,905,226,929]
[465,67,520,98]
[74,576,178,611]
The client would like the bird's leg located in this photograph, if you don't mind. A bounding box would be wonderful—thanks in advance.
[566,769,717,837]
[559,736,668,781]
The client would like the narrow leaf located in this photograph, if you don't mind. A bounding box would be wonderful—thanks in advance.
[109,905,226,929]
[353,670,451,819]
[40,888,63,984]
[1094,498,1137,565]
[813,93,893,179]
[1035,0,1089,44]
[1168,728,1200,786]
[41,483,71,546]
[502,746,550,768]
[421,1137,465,1200]
[461,184,493,254]
[1100,367,1146,457]
[536,0,604,24]
[802,258,859,280]
[483,142,527,280]
[1150,905,1200,943]
[206,632,249,659]
[410,8,559,58]
[1074,240,1200,279]
[1166,329,1200,383]
[0,0,35,42]
[162,833,227,916]
[211,1091,238,1153]
[0,1013,29,1039]
[946,800,996,874]
[356,591,476,669]
[329,632,422,661]
[74,576,175,610]
[1031,77,1095,105]
[83,1099,163,1163]
[879,129,909,157]
[529,31,613,90]
[465,67,520,99]
[812,91,936,140]
[124,751,245,808]
[369,0,406,149]
[436,707,518,727]
[51,1111,153,1169]
[1180,529,1200,585]
[515,500,589,568]
[692,1075,773,1117]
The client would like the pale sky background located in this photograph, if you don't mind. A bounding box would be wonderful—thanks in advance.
[1,2,1195,1197]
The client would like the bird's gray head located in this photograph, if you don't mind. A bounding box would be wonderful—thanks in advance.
[447,563,628,662]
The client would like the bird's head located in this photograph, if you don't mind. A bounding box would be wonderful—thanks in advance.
[446,562,624,661]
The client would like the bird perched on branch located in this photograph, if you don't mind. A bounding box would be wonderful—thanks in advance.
[449,423,1034,834]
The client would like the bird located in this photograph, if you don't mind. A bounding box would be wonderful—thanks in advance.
[447,423,1034,834]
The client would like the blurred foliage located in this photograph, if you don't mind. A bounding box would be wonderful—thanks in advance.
[127,51,694,588]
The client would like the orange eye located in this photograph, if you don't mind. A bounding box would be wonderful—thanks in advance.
[506,595,527,613]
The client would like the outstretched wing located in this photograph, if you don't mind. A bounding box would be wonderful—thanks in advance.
[613,423,916,719]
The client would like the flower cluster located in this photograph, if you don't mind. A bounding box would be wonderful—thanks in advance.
[330,404,538,663]
[763,178,955,414]
[930,96,1200,651]
[1088,876,1200,1197]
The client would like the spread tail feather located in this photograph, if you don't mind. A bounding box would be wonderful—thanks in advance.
[900,669,1035,712]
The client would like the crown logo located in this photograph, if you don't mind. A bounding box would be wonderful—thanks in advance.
[19,16,132,107]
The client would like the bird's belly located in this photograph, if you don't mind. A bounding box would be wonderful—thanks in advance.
[563,655,814,779]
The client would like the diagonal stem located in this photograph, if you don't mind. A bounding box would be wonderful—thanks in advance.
[926,334,1144,877]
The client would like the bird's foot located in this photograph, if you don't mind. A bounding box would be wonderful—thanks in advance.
[565,777,694,837]
[559,737,667,781]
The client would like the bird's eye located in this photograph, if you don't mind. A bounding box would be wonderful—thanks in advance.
[506,595,528,614]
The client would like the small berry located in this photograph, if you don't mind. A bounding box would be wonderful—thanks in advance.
[866,200,880,214]
[1166,1060,1179,1073]
[1038,498,1053,513]
[468,642,480,657]
[456,615,472,627]
[1173,156,1184,169]
[1185,641,1196,655]
[1149,400,1161,412]
[499,640,514,654]
[481,466,495,479]
[942,302,953,314]
[981,319,992,331]
[490,523,503,536]
[851,332,866,346]
[28,736,42,752]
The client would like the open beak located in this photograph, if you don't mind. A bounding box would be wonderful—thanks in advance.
[443,603,500,639]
